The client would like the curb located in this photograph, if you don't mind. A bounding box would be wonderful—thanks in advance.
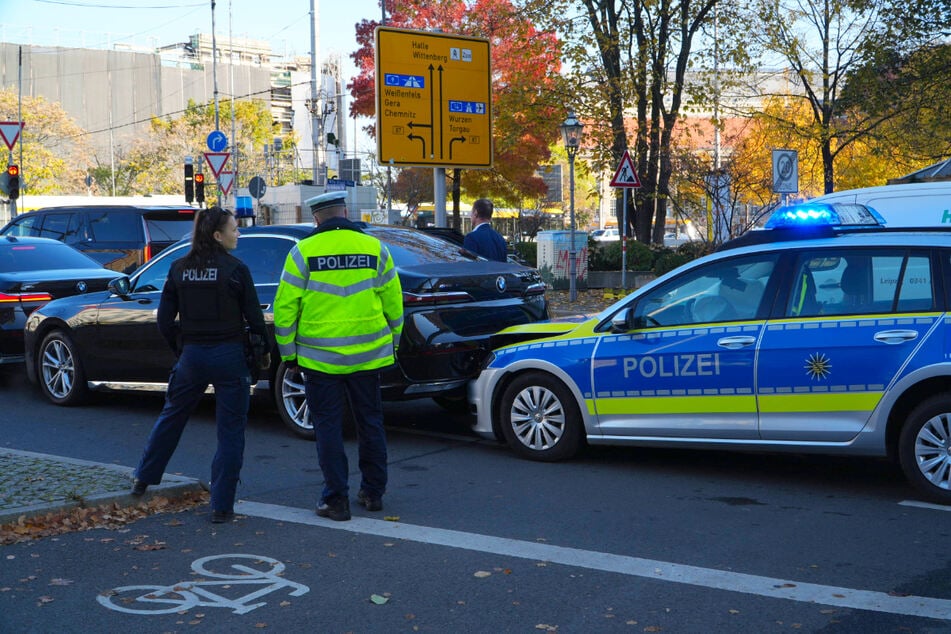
[0,448,204,527]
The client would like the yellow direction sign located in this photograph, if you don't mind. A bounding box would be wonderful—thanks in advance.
[375,27,492,168]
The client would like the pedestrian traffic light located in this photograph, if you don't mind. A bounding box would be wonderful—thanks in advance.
[194,172,205,205]
[184,162,194,203]
[6,165,19,200]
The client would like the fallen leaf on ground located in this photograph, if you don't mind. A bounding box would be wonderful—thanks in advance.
[473,571,492,578]
[370,594,389,605]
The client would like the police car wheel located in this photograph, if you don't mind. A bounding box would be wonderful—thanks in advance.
[899,395,951,505]
[274,362,315,439]
[37,330,89,406]
[499,372,584,462]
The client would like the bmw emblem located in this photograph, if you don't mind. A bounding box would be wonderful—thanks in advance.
[76,281,87,293]
[495,276,506,293]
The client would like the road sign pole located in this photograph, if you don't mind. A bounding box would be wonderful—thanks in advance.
[621,191,628,290]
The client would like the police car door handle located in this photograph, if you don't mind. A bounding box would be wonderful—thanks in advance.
[873,330,919,345]
[717,335,756,349]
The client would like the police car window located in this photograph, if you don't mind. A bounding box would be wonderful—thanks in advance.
[633,254,777,327]
[788,249,933,317]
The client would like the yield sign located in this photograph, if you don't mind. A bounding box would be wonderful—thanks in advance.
[610,150,641,188]
[204,152,231,178]
[217,171,235,196]
[0,121,24,150]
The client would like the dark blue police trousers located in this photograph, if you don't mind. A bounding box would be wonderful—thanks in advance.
[302,369,387,503]
[135,342,251,514]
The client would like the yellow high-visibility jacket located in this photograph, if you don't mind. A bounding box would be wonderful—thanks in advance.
[273,220,403,374]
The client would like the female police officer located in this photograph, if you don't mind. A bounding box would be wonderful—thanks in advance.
[131,206,266,524]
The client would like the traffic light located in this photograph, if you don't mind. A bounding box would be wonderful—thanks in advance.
[194,172,205,205]
[184,162,194,203]
[7,165,19,200]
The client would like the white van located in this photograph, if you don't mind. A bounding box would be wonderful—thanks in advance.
[809,181,951,227]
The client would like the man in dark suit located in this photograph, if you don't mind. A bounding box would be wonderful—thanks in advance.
[463,198,507,262]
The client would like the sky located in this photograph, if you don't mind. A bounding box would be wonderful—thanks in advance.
[1,0,381,84]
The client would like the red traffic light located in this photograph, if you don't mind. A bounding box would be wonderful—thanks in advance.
[7,165,18,177]
[194,173,205,184]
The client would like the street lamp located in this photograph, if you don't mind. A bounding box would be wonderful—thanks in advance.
[560,110,584,302]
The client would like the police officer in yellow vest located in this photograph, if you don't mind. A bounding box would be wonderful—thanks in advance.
[273,191,403,521]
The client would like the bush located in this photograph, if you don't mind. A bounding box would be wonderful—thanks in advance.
[587,239,655,271]
[652,241,714,276]
[514,241,537,266]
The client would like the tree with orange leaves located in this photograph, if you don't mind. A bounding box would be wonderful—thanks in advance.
[349,0,564,230]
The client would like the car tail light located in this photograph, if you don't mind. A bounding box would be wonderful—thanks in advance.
[143,244,153,262]
[0,292,53,303]
[402,291,474,305]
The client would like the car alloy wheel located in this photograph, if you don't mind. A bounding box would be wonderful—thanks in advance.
[274,362,314,439]
[899,395,951,505]
[499,371,584,461]
[38,330,88,406]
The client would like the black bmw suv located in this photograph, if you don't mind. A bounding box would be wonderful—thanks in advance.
[23,223,550,439]
[1,205,197,274]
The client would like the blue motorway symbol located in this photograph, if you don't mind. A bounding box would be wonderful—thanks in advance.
[384,73,425,89]
[206,130,228,152]
[448,101,486,115]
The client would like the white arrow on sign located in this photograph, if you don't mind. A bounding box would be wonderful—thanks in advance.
[0,121,24,151]
[204,152,231,179]
[217,171,235,196]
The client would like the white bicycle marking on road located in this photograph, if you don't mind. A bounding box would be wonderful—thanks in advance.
[97,554,309,615]
[236,500,951,621]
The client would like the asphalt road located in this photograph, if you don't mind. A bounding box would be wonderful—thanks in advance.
[2,365,950,632]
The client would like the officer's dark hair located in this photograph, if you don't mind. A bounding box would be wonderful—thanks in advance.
[184,205,234,266]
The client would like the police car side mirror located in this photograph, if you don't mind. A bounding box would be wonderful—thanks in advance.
[108,276,131,297]
[610,307,633,332]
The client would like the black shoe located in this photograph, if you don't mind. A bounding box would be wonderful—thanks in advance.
[130,479,148,496]
[211,511,234,524]
[316,497,351,521]
[357,489,383,512]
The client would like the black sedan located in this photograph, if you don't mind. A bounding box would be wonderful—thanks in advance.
[23,223,549,438]
[1,235,117,365]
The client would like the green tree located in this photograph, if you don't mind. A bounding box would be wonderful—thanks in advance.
[527,0,748,245]
[0,89,94,196]
[750,0,945,194]
[839,43,951,168]
[113,99,287,199]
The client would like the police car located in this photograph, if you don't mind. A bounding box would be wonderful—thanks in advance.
[468,201,951,504]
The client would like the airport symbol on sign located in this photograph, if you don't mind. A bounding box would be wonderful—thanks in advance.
[610,150,642,188]
[385,74,425,88]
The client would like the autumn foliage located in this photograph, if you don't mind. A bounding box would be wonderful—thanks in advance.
[348,0,563,205]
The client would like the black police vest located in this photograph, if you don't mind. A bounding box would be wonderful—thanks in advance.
[172,253,246,344]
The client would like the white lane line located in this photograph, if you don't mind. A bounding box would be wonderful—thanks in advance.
[899,500,951,512]
[235,500,951,621]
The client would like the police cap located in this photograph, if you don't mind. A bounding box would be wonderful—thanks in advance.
[306,191,348,214]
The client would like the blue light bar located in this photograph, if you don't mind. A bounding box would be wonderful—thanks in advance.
[765,202,886,229]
